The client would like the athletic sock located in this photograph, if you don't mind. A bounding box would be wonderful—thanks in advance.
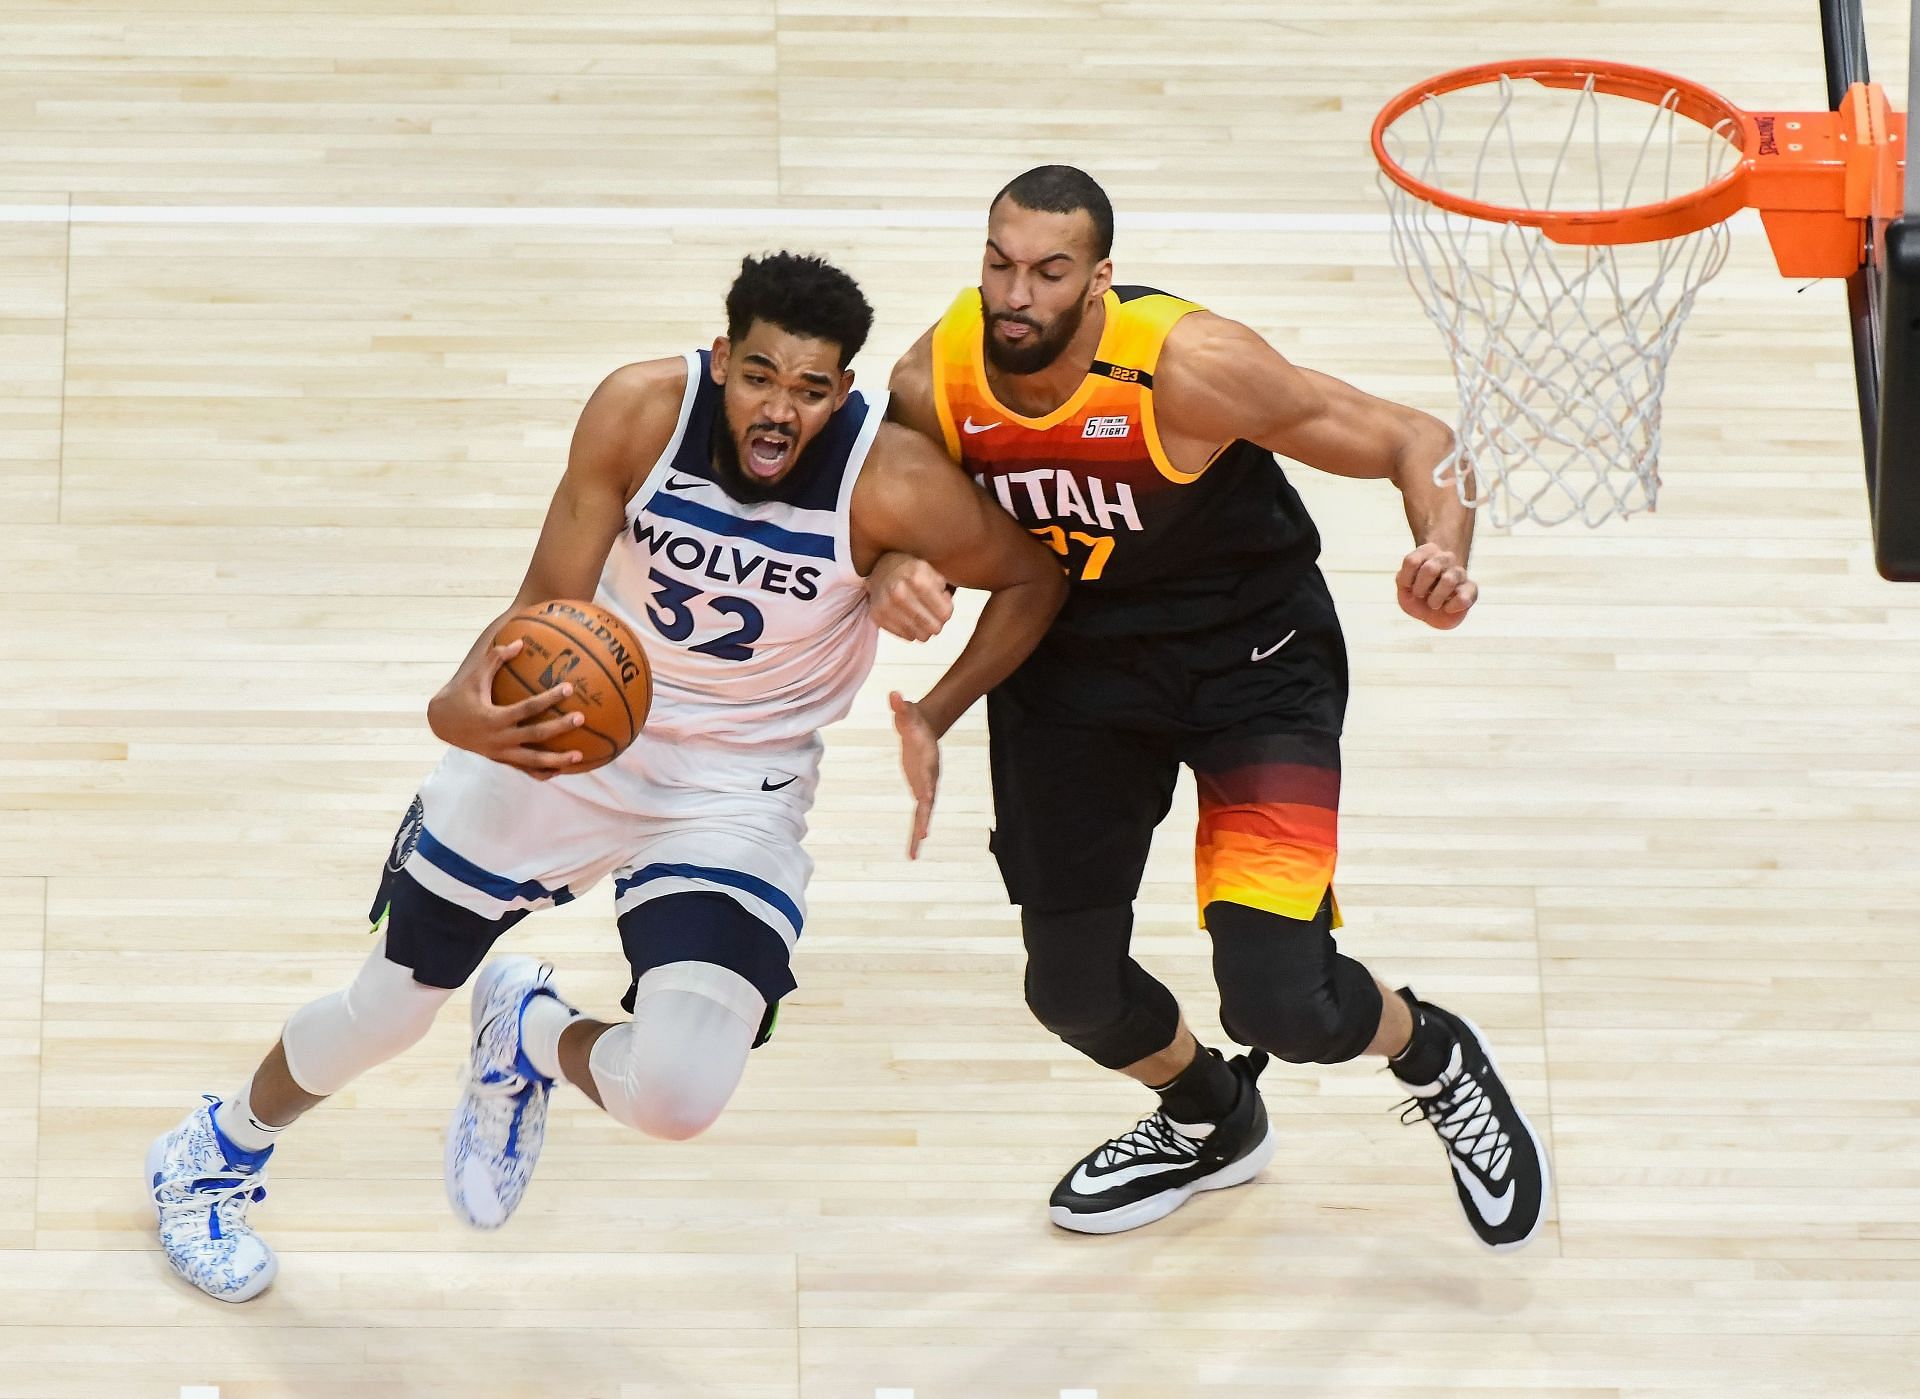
[1388,991,1457,1086]
[213,1081,286,1154]
[519,991,582,1084]
[1150,1045,1240,1124]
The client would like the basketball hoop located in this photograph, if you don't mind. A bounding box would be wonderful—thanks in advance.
[1373,59,1906,528]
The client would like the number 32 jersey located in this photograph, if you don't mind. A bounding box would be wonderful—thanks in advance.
[930,285,1322,640]
[596,349,883,748]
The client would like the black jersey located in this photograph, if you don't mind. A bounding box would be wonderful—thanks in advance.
[930,283,1324,640]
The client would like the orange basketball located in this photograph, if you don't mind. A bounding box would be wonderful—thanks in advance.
[490,599,653,773]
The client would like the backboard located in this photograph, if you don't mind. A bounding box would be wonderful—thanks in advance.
[1823,0,1918,579]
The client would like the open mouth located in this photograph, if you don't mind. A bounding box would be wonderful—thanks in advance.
[993,317,1036,341]
[745,432,794,479]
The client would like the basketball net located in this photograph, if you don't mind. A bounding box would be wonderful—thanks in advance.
[1378,75,1741,528]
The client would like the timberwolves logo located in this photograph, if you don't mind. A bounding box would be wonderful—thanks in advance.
[387,796,425,873]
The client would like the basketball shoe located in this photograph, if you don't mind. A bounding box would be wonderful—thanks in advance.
[1048,1049,1277,1234]
[1391,988,1550,1251]
[146,1095,277,1302]
[445,955,568,1230]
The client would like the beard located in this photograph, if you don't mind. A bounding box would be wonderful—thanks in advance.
[981,293,1087,375]
[709,414,800,503]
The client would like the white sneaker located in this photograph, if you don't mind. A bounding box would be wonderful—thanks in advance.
[445,956,567,1230]
[146,1096,277,1303]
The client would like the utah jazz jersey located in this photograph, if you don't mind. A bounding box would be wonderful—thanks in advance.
[596,350,883,747]
[930,285,1321,637]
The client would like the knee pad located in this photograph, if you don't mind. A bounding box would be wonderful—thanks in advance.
[588,966,761,1140]
[1021,906,1181,1070]
[1207,899,1382,1066]
[281,938,454,1096]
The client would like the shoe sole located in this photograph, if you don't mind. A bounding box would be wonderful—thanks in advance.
[145,1126,279,1304]
[1047,1121,1279,1236]
[1448,1011,1554,1254]
[444,955,543,1231]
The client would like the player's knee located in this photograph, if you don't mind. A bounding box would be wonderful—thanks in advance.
[611,1063,729,1142]
[1207,900,1380,1066]
[1217,978,1355,1064]
[589,983,756,1141]
[1022,907,1179,1070]
[1020,905,1110,1015]
[282,941,453,1096]
[1020,904,1127,1021]
[1021,958,1108,1040]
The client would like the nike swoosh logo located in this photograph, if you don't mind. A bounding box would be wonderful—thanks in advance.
[664,476,704,491]
[473,1009,507,1054]
[761,775,798,791]
[1250,630,1298,663]
[1449,1154,1515,1226]
[962,417,1001,434]
[1067,1158,1194,1195]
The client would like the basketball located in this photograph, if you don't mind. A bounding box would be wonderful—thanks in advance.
[490,598,653,772]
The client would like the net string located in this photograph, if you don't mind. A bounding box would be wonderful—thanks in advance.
[1381,75,1741,527]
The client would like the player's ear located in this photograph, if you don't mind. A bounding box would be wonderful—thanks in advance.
[834,367,855,410]
[710,337,731,384]
[1089,258,1114,301]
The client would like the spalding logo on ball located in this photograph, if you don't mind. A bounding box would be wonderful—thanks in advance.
[491,599,654,773]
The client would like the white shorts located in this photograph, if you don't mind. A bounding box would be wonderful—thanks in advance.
[376,730,820,1008]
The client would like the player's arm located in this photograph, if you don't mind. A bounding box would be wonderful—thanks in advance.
[864,328,960,642]
[427,360,675,772]
[853,423,1068,856]
[1157,312,1477,630]
[855,422,1066,735]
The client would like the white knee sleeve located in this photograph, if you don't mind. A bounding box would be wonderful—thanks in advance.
[281,937,454,1096]
[587,963,763,1140]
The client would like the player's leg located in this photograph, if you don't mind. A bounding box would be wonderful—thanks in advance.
[406,759,639,1231]
[987,687,1274,1234]
[534,894,784,1138]
[149,754,616,1294]
[1191,725,1549,1251]
[557,798,806,1136]
[145,922,466,1303]
[450,736,810,1223]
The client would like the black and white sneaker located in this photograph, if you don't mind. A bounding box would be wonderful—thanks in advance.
[1048,1050,1277,1235]
[1394,990,1550,1251]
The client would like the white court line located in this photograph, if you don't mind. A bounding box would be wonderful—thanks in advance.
[0,203,1395,232]
[0,201,1771,238]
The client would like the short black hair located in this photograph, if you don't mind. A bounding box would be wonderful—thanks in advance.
[989,165,1115,260]
[724,252,874,369]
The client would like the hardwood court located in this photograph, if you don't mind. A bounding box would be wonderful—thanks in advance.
[1,3,1916,1397]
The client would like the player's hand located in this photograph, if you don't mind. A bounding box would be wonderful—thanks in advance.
[427,637,587,778]
[867,551,953,642]
[1396,543,1477,630]
[889,690,940,859]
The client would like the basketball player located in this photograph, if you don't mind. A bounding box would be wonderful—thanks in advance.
[870,166,1550,1248]
[145,252,1067,1302]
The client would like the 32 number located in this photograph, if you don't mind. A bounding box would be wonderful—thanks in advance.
[646,570,765,661]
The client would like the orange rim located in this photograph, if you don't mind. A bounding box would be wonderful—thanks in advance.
[1371,58,1759,245]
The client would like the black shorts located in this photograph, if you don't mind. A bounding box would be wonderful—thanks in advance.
[988,566,1348,918]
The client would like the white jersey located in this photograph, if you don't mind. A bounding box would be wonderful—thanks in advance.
[596,349,884,748]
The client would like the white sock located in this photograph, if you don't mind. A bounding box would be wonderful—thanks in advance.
[520,991,581,1084]
[213,1080,285,1154]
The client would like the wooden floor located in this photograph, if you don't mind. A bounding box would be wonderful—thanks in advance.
[3,3,1917,1397]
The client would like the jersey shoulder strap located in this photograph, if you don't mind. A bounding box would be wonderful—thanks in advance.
[928,288,985,459]
[1098,285,1203,382]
